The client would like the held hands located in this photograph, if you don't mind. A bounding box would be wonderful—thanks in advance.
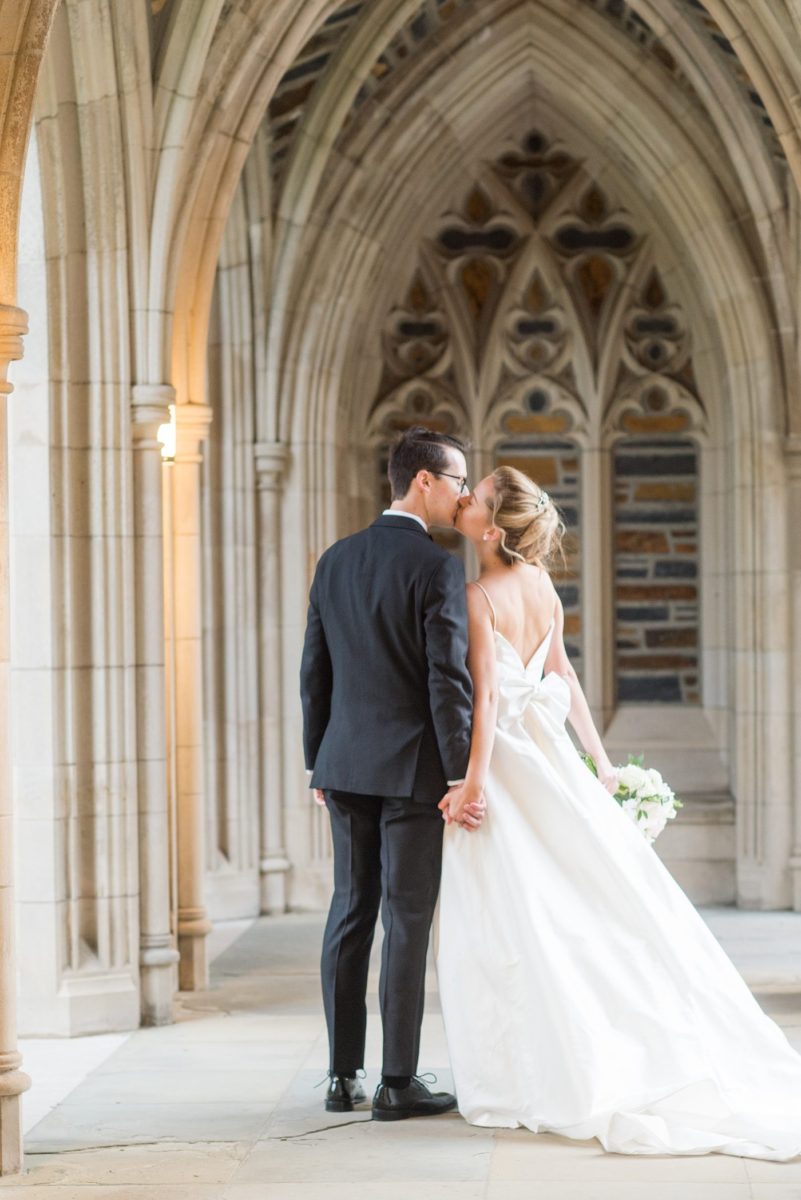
[313,788,327,808]
[438,782,486,831]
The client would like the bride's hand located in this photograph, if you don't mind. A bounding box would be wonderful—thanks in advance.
[438,782,486,830]
[461,798,487,831]
[596,757,619,795]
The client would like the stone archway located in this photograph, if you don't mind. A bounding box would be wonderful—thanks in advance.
[266,0,792,910]
[365,131,722,897]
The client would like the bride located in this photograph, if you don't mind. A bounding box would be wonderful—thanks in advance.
[435,464,801,1160]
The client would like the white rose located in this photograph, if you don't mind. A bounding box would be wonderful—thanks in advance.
[618,764,645,793]
[644,767,664,793]
[644,812,667,840]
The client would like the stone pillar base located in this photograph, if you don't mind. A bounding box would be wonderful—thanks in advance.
[178,910,212,991]
[178,934,209,992]
[20,970,140,1038]
[789,858,801,912]
[260,856,290,915]
[0,1069,31,1177]
[140,944,180,1025]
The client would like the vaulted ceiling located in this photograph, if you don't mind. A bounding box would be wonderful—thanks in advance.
[265,0,785,214]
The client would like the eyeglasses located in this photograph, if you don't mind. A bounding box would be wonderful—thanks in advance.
[436,471,468,494]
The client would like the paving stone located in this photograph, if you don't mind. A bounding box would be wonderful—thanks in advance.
[9,910,801,1194]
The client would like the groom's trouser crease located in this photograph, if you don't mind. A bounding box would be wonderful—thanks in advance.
[322,796,381,1074]
[322,791,443,1078]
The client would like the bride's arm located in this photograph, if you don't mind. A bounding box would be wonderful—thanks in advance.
[438,583,498,827]
[544,594,617,793]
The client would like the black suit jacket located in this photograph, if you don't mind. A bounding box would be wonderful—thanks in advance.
[300,515,473,802]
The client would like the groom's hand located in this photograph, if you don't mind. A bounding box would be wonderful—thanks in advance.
[313,788,327,808]
[438,783,486,831]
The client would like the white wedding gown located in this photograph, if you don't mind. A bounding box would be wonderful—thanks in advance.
[436,614,801,1160]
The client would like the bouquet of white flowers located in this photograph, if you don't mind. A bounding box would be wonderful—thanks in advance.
[582,753,682,843]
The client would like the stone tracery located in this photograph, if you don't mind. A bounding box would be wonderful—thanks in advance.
[374,131,702,442]
[372,130,705,692]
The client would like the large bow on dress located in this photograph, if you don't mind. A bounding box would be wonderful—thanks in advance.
[498,668,571,732]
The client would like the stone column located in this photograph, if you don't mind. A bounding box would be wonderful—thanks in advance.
[787,439,801,909]
[131,385,180,1021]
[172,404,214,988]
[255,442,291,912]
[0,304,31,1174]
[580,442,615,723]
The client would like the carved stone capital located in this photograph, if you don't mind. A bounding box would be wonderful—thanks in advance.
[0,305,28,361]
[0,305,29,397]
[174,404,213,464]
[254,441,290,491]
[131,383,175,446]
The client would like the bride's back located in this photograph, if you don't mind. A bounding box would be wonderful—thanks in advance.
[479,563,556,663]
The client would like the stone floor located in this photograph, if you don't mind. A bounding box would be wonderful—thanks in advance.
[5,908,801,1199]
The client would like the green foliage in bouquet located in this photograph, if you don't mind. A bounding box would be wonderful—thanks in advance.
[580,752,683,812]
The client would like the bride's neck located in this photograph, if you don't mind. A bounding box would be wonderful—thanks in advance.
[476,542,503,572]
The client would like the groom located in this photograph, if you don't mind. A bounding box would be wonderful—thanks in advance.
[300,426,482,1120]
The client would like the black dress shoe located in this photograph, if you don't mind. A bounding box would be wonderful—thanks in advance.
[325,1074,367,1112]
[372,1076,457,1121]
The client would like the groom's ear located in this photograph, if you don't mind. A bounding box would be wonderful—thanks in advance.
[416,468,433,493]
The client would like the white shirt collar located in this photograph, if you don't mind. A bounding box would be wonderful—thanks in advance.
[382,509,428,532]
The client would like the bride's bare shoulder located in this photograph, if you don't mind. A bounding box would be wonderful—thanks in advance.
[519,561,555,592]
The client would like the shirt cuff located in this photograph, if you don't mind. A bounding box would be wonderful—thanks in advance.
[447,779,465,786]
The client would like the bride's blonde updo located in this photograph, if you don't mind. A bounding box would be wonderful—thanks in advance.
[487,465,565,569]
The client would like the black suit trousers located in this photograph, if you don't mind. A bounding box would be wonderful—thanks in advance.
[321,790,444,1077]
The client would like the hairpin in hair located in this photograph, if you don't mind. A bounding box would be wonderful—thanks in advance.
[534,489,550,514]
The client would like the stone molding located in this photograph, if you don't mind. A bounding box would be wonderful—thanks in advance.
[0,1068,30,1101]
[0,306,29,394]
[176,906,213,939]
[254,440,290,490]
[131,383,175,445]
[0,1044,29,1099]
[786,436,801,480]
[139,939,180,970]
[174,403,213,464]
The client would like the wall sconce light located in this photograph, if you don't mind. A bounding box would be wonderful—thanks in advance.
[157,404,176,462]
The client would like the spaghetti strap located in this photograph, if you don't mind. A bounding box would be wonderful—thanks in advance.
[473,581,497,631]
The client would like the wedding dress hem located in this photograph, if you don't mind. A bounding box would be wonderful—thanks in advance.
[461,1072,801,1160]
[436,624,801,1162]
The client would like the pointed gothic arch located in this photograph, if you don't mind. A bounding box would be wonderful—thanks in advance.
[268,0,791,912]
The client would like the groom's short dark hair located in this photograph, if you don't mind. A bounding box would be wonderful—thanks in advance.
[387,426,468,500]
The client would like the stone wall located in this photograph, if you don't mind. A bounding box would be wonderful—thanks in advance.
[614,439,700,704]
